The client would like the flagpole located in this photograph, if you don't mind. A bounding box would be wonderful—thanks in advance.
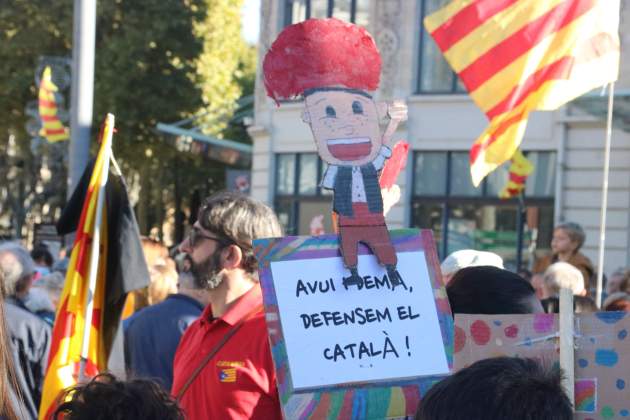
[78,114,114,382]
[69,0,96,193]
[595,83,615,308]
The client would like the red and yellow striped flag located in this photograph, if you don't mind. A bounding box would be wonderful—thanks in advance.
[499,149,534,199]
[38,116,114,419]
[424,0,620,186]
[38,66,69,142]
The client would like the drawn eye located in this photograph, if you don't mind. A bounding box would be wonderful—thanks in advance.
[325,105,336,118]
[352,101,363,115]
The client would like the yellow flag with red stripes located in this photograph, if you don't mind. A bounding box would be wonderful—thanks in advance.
[38,117,114,419]
[499,149,534,199]
[38,66,69,142]
[424,0,620,186]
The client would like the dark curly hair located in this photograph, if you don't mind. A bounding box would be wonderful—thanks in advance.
[52,373,184,420]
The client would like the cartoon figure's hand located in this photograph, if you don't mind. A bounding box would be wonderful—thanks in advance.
[387,100,408,122]
[381,185,401,216]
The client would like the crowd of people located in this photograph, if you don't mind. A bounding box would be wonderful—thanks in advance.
[1,191,628,419]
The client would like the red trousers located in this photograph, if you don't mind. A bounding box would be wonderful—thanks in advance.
[338,204,397,268]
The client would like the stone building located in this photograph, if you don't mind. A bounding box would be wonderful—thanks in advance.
[248,0,630,274]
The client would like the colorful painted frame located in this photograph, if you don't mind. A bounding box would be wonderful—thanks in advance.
[253,229,453,419]
[454,312,630,420]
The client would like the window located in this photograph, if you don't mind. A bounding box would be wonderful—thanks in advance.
[274,153,333,235]
[411,151,556,270]
[417,0,466,93]
[284,0,370,26]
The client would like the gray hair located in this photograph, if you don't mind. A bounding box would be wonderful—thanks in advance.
[0,242,36,296]
[544,262,585,296]
[197,191,282,275]
[40,271,65,292]
[555,222,586,250]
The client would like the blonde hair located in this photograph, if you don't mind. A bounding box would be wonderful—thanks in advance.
[128,239,177,311]
[147,260,177,305]
[0,272,19,420]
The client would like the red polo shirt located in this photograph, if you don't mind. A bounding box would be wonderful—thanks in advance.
[171,284,282,420]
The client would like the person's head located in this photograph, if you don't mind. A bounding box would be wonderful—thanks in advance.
[440,250,504,284]
[551,222,585,255]
[31,245,53,268]
[621,271,630,294]
[36,271,65,309]
[543,262,586,298]
[140,239,177,306]
[573,295,598,313]
[606,268,626,294]
[415,357,572,420]
[0,243,36,299]
[542,295,598,314]
[603,292,630,312]
[0,270,18,420]
[446,266,543,315]
[141,238,169,268]
[147,262,177,305]
[179,191,282,290]
[263,18,385,167]
[52,373,183,420]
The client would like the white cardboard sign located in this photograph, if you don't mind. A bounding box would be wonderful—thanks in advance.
[269,250,449,390]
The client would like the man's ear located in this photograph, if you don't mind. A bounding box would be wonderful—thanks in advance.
[377,101,388,120]
[222,245,243,270]
[301,109,311,123]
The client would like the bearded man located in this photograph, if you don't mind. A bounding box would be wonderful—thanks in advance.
[171,191,283,420]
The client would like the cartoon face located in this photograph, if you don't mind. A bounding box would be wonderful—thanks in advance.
[302,90,385,166]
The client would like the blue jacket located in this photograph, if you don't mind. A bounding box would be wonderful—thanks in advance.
[124,294,204,390]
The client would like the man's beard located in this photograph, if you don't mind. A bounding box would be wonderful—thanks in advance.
[185,252,224,290]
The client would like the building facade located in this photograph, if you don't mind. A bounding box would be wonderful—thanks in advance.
[249,0,630,274]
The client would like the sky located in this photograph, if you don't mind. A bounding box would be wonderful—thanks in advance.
[241,0,261,45]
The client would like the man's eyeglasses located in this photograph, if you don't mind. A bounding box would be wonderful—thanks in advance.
[188,228,232,248]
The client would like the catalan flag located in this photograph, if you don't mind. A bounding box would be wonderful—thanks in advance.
[38,66,69,142]
[499,149,534,199]
[39,115,149,419]
[219,368,237,383]
[424,0,621,186]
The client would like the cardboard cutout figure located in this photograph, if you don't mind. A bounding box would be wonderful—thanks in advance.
[263,18,408,288]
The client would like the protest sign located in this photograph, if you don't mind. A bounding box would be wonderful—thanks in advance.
[454,312,630,420]
[253,229,452,419]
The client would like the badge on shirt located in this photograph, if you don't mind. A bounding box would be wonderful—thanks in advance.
[217,360,244,383]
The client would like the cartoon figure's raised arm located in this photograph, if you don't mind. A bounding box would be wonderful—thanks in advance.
[381,100,408,147]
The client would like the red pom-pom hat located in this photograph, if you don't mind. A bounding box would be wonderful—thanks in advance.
[263,18,382,102]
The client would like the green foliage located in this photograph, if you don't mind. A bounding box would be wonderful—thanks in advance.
[195,0,248,136]
[93,0,205,160]
[222,43,257,143]
[0,0,73,237]
[0,0,256,240]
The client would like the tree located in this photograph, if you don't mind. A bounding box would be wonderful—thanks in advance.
[0,0,254,242]
[0,1,73,238]
[195,0,248,136]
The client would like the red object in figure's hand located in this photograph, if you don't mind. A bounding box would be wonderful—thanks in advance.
[379,141,409,189]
